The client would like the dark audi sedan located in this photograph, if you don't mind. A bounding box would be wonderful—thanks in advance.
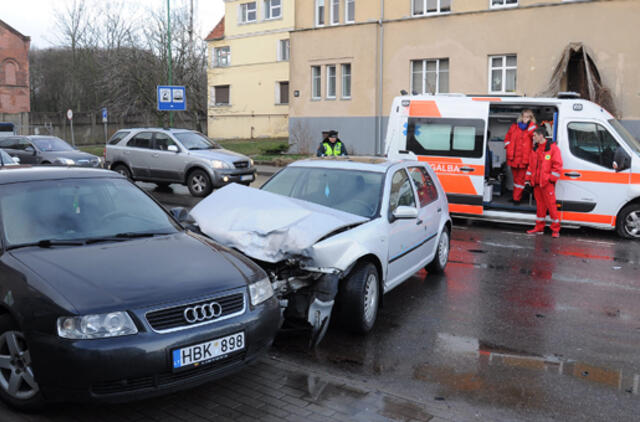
[0,167,280,409]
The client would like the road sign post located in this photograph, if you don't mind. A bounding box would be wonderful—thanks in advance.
[67,109,75,147]
[102,108,108,143]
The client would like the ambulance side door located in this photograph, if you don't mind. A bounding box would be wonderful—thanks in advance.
[404,100,489,216]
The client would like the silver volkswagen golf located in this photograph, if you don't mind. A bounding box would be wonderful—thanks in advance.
[105,128,256,197]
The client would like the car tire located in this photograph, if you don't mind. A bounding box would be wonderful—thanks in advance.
[187,169,212,197]
[426,227,450,274]
[338,262,380,334]
[616,203,640,239]
[112,164,132,180]
[0,315,44,411]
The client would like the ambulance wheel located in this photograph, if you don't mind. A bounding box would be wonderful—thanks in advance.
[616,203,640,239]
[426,227,450,274]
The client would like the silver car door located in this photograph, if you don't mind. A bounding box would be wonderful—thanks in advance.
[149,132,184,182]
[408,165,441,264]
[125,132,153,178]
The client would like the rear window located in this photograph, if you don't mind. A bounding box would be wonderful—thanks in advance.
[406,117,485,158]
[127,132,152,149]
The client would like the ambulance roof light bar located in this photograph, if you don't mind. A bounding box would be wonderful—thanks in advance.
[557,91,581,99]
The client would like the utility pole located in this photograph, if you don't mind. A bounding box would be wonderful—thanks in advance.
[167,0,173,128]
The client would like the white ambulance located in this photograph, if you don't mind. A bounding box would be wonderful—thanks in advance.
[385,94,640,239]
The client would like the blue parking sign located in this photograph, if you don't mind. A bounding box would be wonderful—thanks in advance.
[157,85,187,111]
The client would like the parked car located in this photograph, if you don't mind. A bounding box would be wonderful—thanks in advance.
[0,149,19,166]
[0,135,102,167]
[188,157,451,345]
[0,167,280,409]
[105,128,256,197]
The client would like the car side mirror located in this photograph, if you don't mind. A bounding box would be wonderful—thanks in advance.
[167,145,179,153]
[11,156,20,164]
[613,147,631,172]
[25,145,35,155]
[170,207,198,229]
[392,205,418,221]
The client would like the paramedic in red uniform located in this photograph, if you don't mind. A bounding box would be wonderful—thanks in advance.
[525,128,563,238]
[505,109,537,203]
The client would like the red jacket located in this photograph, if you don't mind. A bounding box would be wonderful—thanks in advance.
[505,122,536,168]
[526,141,563,188]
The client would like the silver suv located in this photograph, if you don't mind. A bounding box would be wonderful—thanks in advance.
[105,128,256,197]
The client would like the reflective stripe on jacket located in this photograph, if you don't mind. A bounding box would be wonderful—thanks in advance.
[505,123,536,168]
[525,141,563,188]
[319,140,346,156]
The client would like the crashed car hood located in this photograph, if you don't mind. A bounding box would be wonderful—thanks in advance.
[190,184,368,263]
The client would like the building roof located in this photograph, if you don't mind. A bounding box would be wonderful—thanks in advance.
[0,19,31,42]
[205,16,225,41]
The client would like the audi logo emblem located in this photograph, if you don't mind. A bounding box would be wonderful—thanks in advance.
[183,302,223,324]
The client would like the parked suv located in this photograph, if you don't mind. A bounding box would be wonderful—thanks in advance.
[106,128,256,197]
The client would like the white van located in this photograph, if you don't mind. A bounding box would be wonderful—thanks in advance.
[385,94,640,239]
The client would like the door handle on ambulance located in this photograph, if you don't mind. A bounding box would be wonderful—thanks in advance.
[564,172,581,178]
[460,166,475,173]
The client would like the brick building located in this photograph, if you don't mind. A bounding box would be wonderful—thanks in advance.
[0,19,30,134]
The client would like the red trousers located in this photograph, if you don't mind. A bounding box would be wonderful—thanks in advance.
[511,167,527,201]
[533,184,561,233]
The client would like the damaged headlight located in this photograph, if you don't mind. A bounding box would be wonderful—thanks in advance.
[248,277,273,306]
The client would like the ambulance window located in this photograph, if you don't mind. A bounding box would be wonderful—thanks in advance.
[567,122,620,169]
[406,117,485,158]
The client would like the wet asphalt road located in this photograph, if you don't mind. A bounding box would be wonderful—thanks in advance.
[148,182,640,421]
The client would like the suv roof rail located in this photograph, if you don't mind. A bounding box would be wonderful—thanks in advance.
[557,91,581,99]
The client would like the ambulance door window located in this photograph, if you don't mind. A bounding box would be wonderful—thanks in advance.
[567,122,621,169]
[406,117,485,158]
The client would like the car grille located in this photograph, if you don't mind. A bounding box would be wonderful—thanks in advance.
[146,292,245,332]
[91,352,246,395]
[234,160,250,169]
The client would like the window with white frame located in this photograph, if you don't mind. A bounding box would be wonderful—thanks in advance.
[490,0,517,8]
[264,0,281,20]
[341,63,351,98]
[412,0,451,15]
[489,55,516,93]
[326,65,337,99]
[331,0,340,24]
[239,2,257,23]
[411,58,449,94]
[277,39,290,61]
[316,0,325,26]
[345,0,355,23]
[211,85,230,106]
[276,81,289,104]
[312,66,322,99]
[212,46,231,67]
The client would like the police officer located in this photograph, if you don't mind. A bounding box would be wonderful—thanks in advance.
[317,130,347,157]
[525,128,563,238]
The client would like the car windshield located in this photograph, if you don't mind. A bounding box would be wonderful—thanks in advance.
[261,166,384,218]
[32,137,74,152]
[0,149,15,165]
[174,132,221,150]
[609,119,640,156]
[0,178,180,247]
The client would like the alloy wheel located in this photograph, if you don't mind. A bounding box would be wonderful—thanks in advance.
[363,272,379,325]
[190,175,208,194]
[624,210,640,238]
[0,331,39,400]
[438,231,450,268]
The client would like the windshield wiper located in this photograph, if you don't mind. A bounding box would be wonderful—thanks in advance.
[85,232,170,244]
[7,239,85,250]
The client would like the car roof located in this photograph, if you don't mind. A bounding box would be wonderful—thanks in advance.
[287,156,410,173]
[118,128,194,134]
[0,167,123,185]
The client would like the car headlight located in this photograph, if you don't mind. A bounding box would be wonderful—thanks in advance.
[56,157,76,165]
[211,160,232,169]
[248,277,273,306]
[249,158,254,167]
[57,311,138,339]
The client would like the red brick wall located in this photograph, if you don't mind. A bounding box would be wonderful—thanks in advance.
[0,22,30,113]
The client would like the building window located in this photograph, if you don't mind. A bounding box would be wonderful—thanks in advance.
[264,0,281,19]
[239,2,257,23]
[316,0,325,26]
[277,81,289,104]
[345,0,355,23]
[312,66,322,99]
[330,0,340,24]
[412,0,451,15]
[211,85,230,105]
[490,0,517,8]
[277,39,290,61]
[341,63,351,98]
[212,46,231,67]
[489,55,516,93]
[326,65,337,99]
[411,58,449,94]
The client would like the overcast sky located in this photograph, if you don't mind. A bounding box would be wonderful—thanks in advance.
[2,0,225,49]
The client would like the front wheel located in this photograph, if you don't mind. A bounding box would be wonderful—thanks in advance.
[338,262,380,334]
[426,227,450,274]
[187,169,212,197]
[0,315,44,411]
[616,204,640,239]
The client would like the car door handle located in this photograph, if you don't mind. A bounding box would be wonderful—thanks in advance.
[460,166,475,173]
[416,218,423,225]
[437,208,442,213]
[564,172,581,178]
[152,153,159,158]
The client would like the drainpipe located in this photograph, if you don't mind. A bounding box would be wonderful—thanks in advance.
[376,0,385,155]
